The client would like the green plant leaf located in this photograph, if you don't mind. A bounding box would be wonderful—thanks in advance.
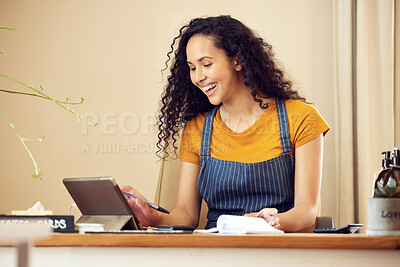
[374,181,400,198]
[386,177,397,188]
[377,182,387,195]
[32,168,42,180]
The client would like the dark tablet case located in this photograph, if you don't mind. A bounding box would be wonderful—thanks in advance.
[63,177,142,230]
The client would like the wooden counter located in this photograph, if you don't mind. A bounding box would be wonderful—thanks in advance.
[2,233,399,267]
[34,232,400,250]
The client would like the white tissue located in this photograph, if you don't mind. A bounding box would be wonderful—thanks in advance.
[28,201,45,211]
[11,201,52,215]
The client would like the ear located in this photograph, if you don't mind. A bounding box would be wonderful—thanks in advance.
[233,55,242,71]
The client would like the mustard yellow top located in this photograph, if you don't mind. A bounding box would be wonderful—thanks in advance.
[178,99,330,165]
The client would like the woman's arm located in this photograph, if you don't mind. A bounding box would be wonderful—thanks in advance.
[277,133,324,232]
[122,160,202,227]
[170,161,202,227]
[245,134,324,232]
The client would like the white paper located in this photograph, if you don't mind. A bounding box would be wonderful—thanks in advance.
[217,215,283,234]
[194,227,219,233]
[195,215,284,234]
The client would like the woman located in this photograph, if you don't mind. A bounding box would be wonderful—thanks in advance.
[122,15,329,232]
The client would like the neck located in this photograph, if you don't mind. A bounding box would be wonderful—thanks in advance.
[219,90,267,133]
[221,86,266,115]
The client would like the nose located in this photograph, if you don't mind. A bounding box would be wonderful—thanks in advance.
[194,69,206,85]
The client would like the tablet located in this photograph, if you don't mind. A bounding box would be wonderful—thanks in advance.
[63,177,142,230]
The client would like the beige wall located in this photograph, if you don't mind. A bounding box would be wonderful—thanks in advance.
[0,0,337,222]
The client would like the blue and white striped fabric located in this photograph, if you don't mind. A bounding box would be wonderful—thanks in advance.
[197,98,295,229]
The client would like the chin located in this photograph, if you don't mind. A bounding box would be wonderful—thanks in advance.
[207,97,222,106]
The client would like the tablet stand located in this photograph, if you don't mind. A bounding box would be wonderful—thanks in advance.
[76,215,139,230]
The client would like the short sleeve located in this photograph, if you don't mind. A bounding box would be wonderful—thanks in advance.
[289,101,330,149]
[178,119,202,165]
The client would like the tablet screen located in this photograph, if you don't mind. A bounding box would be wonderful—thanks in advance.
[63,177,142,230]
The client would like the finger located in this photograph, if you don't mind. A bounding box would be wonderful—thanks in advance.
[274,217,281,229]
[120,185,132,191]
[130,198,148,215]
[267,208,278,215]
[244,213,258,217]
[257,208,278,218]
[122,193,130,201]
[126,196,137,209]
[136,198,147,207]
[121,186,148,201]
[269,217,280,227]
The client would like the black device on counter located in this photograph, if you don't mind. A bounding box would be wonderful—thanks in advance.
[313,224,363,234]
[155,225,195,231]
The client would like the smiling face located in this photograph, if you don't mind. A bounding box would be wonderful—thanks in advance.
[186,34,243,105]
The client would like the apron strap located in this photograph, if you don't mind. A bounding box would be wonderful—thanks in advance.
[200,105,219,158]
[275,98,292,154]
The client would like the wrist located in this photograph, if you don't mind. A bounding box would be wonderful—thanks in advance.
[151,211,166,226]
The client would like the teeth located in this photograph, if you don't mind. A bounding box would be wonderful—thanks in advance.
[203,83,217,92]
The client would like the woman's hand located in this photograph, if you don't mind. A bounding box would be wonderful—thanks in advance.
[244,208,280,229]
[120,185,162,227]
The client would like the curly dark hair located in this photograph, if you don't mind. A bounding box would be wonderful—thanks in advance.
[156,15,305,159]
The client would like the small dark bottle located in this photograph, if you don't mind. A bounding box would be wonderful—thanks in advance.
[374,148,400,198]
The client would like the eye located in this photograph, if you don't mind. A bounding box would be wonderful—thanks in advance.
[204,63,212,68]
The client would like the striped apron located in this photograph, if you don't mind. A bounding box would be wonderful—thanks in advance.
[197,98,295,229]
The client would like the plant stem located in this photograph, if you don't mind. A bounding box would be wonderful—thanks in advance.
[0,88,49,100]
[0,88,83,105]
[0,108,42,179]
[0,75,97,126]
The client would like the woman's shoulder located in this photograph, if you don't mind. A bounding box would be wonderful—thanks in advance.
[285,99,316,111]
[283,99,325,118]
[283,98,330,141]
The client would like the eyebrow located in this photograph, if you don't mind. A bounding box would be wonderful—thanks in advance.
[187,56,213,65]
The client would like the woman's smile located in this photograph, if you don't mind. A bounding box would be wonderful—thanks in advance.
[202,82,218,95]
